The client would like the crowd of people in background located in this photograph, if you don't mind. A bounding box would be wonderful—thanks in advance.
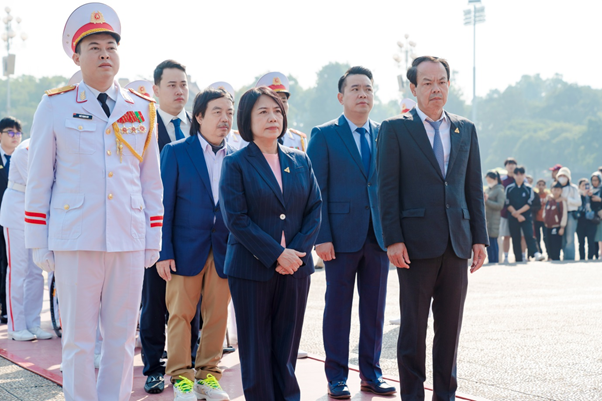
[484,158,602,263]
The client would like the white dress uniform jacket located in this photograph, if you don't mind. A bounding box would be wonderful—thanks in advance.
[281,129,306,151]
[0,139,29,230]
[24,81,163,252]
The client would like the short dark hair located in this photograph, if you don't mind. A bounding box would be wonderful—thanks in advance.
[189,88,234,137]
[237,87,287,143]
[537,179,546,185]
[598,166,602,173]
[485,170,502,185]
[0,116,22,132]
[504,157,518,166]
[154,60,186,85]
[338,66,373,93]
[514,166,526,175]
[74,32,120,55]
[407,56,450,86]
[552,181,563,189]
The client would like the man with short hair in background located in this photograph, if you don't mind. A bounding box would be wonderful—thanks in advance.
[140,59,201,394]
[0,116,22,324]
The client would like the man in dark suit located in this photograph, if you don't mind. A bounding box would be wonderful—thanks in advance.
[139,59,200,394]
[377,56,488,401]
[0,117,23,324]
[158,88,233,400]
[307,66,395,399]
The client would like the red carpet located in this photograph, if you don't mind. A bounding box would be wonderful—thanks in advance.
[0,290,486,400]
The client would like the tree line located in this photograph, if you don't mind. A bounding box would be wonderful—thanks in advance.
[0,65,599,181]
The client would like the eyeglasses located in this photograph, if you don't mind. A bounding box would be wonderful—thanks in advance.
[1,130,22,138]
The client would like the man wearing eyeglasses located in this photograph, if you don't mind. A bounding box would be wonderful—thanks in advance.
[0,117,23,325]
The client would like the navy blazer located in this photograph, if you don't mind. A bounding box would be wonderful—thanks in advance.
[156,111,192,152]
[377,108,489,260]
[307,114,386,252]
[219,142,322,282]
[158,135,231,278]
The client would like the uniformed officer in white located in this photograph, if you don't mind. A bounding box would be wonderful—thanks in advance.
[0,139,53,341]
[24,3,163,400]
[255,72,308,151]
[208,81,248,152]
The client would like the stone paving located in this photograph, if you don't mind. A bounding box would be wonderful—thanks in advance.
[1,260,600,400]
[300,260,602,401]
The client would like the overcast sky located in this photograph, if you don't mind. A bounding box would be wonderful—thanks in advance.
[5,0,597,104]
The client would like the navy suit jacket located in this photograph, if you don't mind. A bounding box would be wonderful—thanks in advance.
[219,142,322,282]
[158,135,231,278]
[307,114,386,252]
[156,111,192,152]
[377,108,489,260]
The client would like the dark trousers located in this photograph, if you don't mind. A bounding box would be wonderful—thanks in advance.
[0,226,7,318]
[546,227,563,260]
[576,220,597,260]
[508,216,538,262]
[229,273,310,401]
[323,230,389,384]
[486,236,499,263]
[139,265,201,376]
[534,221,546,254]
[397,241,468,401]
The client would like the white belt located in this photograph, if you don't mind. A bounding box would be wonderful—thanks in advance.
[8,181,26,193]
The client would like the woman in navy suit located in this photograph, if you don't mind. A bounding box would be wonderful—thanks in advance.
[219,86,322,401]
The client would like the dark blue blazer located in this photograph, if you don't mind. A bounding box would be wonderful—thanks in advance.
[307,114,386,252]
[156,111,192,152]
[158,135,231,278]
[219,142,322,282]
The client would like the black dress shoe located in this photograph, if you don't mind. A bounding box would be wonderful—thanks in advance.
[328,381,351,399]
[144,374,164,394]
[360,379,396,396]
[0,315,7,324]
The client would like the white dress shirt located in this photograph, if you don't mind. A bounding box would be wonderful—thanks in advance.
[85,82,118,114]
[415,106,451,175]
[158,107,190,143]
[197,133,228,206]
[343,114,372,156]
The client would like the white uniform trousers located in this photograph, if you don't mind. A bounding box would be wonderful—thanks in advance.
[4,227,44,333]
[54,250,144,401]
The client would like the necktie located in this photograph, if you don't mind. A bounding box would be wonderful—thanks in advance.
[356,127,371,174]
[172,118,185,140]
[426,120,445,177]
[97,93,110,117]
[4,154,10,175]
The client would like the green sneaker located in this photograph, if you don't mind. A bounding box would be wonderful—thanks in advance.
[173,376,196,401]
[194,374,230,400]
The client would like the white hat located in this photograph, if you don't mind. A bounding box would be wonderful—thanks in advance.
[68,70,83,86]
[208,81,235,99]
[256,72,290,97]
[125,80,153,97]
[62,2,121,58]
[400,98,416,113]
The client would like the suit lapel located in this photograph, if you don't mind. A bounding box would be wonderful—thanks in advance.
[0,157,6,180]
[446,112,462,175]
[156,113,171,149]
[279,145,295,207]
[79,83,108,122]
[108,85,134,127]
[406,108,444,179]
[335,115,367,179]
[185,136,215,205]
[245,142,285,207]
[368,121,378,180]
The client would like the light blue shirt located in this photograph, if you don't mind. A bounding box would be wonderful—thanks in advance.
[343,114,371,157]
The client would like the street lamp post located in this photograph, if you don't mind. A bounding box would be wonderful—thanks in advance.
[392,34,417,93]
[2,7,27,115]
[464,0,485,123]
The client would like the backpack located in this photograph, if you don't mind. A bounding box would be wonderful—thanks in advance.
[544,199,563,228]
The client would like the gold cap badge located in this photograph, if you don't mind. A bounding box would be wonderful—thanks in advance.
[90,11,106,24]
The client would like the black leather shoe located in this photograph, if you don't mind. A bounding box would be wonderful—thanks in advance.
[328,381,351,399]
[144,374,164,394]
[360,379,396,396]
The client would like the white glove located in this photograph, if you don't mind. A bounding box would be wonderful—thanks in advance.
[33,248,55,272]
[144,250,160,268]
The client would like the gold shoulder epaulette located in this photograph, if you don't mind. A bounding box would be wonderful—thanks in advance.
[45,85,76,96]
[128,88,156,103]
[289,128,307,138]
